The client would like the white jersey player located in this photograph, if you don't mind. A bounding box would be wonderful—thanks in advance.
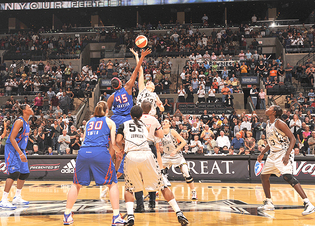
[257,105,315,215]
[133,49,164,116]
[116,105,189,226]
[160,119,197,200]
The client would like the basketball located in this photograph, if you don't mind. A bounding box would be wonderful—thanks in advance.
[135,35,148,48]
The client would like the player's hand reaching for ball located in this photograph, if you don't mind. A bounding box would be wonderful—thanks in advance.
[130,48,138,57]
[141,48,152,57]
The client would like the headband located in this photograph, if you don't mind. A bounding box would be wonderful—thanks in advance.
[111,77,122,90]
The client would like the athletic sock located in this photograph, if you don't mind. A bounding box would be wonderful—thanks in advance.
[191,188,196,192]
[126,202,134,215]
[168,199,181,213]
[2,192,9,201]
[65,208,72,214]
[266,198,272,202]
[303,198,310,204]
[113,209,119,217]
[15,189,22,197]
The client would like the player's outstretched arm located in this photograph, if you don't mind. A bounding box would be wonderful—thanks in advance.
[107,94,114,110]
[126,48,151,94]
[170,129,187,156]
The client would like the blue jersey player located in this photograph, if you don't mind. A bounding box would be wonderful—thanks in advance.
[0,104,33,209]
[63,101,126,225]
[107,48,151,174]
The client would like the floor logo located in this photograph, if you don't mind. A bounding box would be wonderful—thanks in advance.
[61,159,76,174]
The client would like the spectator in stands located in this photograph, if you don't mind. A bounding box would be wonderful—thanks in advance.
[205,134,217,154]
[240,62,248,74]
[238,50,245,61]
[230,132,244,154]
[197,85,206,103]
[245,131,256,154]
[225,91,234,107]
[207,86,216,103]
[59,92,71,114]
[216,130,230,150]
[241,117,251,131]
[250,85,259,109]
[58,129,70,155]
[308,131,315,155]
[177,85,186,102]
[190,135,203,154]
[290,114,302,138]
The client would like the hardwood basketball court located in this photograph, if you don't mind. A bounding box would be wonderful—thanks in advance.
[0,181,314,226]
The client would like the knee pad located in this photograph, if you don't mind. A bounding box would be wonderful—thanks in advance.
[8,172,20,180]
[19,173,30,180]
[283,174,299,187]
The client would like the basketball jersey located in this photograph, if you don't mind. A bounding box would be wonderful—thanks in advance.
[140,114,161,142]
[82,116,110,148]
[161,130,181,157]
[6,117,30,150]
[112,87,133,116]
[266,119,290,153]
[136,88,158,116]
[122,120,150,153]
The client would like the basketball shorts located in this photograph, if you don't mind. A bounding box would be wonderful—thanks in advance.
[261,150,294,177]
[124,151,164,193]
[5,145,29,174]
[162,154,186,169]
[73,147,117,186]
[117,154,125,174]
[111,115,132,132]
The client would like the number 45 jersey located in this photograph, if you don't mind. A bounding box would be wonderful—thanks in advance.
[118,120,151,153]
[112,87,133,116]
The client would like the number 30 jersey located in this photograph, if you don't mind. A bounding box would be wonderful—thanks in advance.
[266,119,290,153]
[136,88,158,116]
[82,116,110,148]
[118,120,151,153]
[112,87,133,116]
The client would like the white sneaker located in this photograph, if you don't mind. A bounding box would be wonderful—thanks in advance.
[162,174,171,187]
[258,199,275,211]
[0,200,17,209]
[12,196,30,205]
[192,191,198,200]
[63,212,74,225]
[302,202,315,216]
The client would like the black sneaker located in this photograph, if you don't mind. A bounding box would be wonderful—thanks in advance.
[134,205,145,213]
[176,211,189,225]
[149,202,155,212]
[126,214,135,226]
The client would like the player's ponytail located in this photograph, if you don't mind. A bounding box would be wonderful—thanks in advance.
[94,101,108,117]
[130,105,143,128]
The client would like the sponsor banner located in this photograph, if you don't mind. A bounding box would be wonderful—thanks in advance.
[100,79,112,87]
[0,158,76,180]
[250,159,315,182]
[240,76,259,85]
[168,159,249,181]
[189,60,236,67]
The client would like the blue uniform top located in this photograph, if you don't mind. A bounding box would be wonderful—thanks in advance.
[82,116,110,148]
[112,87,133,116]
[6,117,30,150]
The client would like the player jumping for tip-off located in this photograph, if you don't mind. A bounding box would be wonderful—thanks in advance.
[257,105,315,215]
[160,118,197,200]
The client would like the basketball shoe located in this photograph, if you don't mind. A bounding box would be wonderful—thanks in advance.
[191,191,197,200]
[12,196,30,205]
[176,211,189,225]
[112,214,127,225]
[126,214,135,226]
[63,212,74,225]
[302,202,315,216]
[258,199,275,211]
[0,200,16,209]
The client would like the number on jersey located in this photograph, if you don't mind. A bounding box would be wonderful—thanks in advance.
[87,121,103,131]
[115,94,128,103]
